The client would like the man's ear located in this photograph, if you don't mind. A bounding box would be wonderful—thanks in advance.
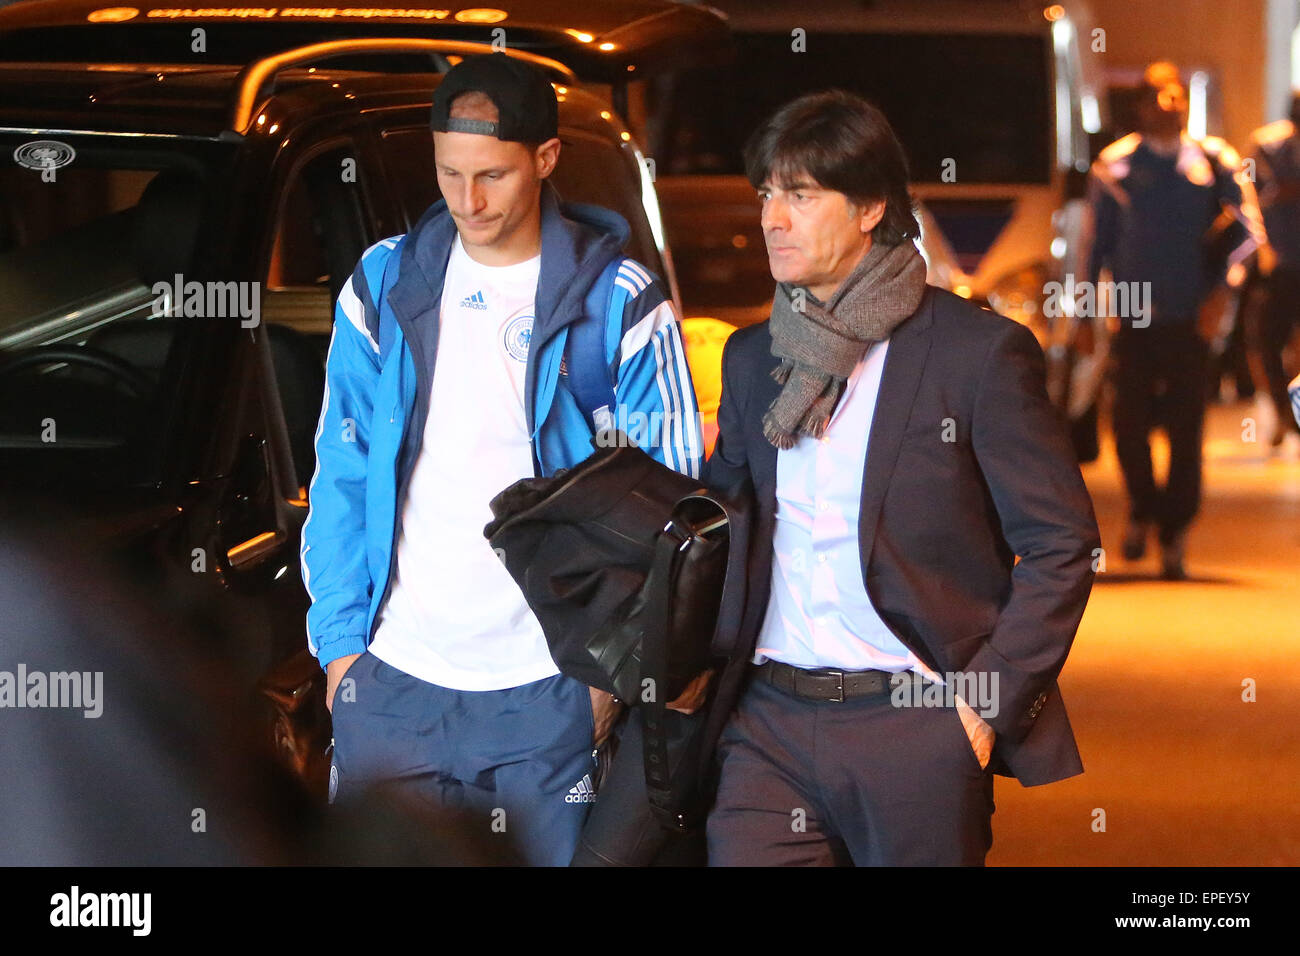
[859,198,887,235]
[534,137,562,179]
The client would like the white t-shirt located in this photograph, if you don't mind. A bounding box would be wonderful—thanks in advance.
[367,233,558,691]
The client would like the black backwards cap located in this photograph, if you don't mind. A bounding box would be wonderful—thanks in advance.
[430,52,558,143]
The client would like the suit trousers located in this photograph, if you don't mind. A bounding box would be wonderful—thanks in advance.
[706,670,995,866]
[1111,322,1208,541]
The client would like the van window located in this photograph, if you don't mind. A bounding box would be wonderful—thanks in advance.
[653,31,1052,185]
[0,153,212,491]
[263,142,372,489]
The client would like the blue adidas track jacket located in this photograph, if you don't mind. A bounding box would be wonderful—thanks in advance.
[301,181,703,670]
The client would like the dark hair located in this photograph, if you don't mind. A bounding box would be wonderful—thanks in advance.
[742,89,919,245]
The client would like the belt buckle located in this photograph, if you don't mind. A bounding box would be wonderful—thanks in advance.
[827,670,845,703]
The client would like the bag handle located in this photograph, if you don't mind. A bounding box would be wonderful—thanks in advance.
[639,488,750,829]
[639,515,691,828]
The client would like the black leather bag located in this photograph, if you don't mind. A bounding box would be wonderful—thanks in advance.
[485,438,729,705]
[484,435,748,832]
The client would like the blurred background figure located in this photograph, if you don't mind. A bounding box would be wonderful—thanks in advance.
[1086,59,1265,580]
[0,494,276,865]
[1247,94,1300,456]
[0,493,516,866]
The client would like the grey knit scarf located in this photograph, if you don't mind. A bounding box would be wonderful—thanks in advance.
[763,238,927,449]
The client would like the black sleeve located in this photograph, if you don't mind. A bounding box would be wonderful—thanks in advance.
[702,333,751,497]
[961,320,1102,743]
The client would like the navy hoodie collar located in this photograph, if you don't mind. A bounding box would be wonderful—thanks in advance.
[386,178,630,346]
[383,179,631,472]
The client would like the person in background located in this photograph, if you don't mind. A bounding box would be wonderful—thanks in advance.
[1087,60,1265,579]
[1247,95,1300,455]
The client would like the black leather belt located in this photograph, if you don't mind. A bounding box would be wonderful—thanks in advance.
[754,660,916,702]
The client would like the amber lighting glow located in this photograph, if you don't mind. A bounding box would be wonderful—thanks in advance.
[455,8,507,24]
[87,7,140,21]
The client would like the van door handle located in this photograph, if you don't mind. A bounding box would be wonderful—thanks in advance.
[227,529,286,569]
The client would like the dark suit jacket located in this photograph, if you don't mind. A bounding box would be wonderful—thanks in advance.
[700,286,1101,786]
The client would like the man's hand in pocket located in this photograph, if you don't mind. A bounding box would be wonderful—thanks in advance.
[954,693,996,770]
[666,669,714,715]
[326,653,363,713]
[589,687,624,749]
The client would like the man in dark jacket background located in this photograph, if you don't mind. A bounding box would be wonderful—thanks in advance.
[1248,94,1300,455]
[1087,61,1264,578]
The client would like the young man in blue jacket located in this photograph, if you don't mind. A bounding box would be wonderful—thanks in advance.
[299,53,702,865]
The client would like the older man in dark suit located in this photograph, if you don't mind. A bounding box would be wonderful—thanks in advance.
[700,90,1100,866]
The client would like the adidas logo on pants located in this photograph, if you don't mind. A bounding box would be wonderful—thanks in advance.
[565,773,597,804]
